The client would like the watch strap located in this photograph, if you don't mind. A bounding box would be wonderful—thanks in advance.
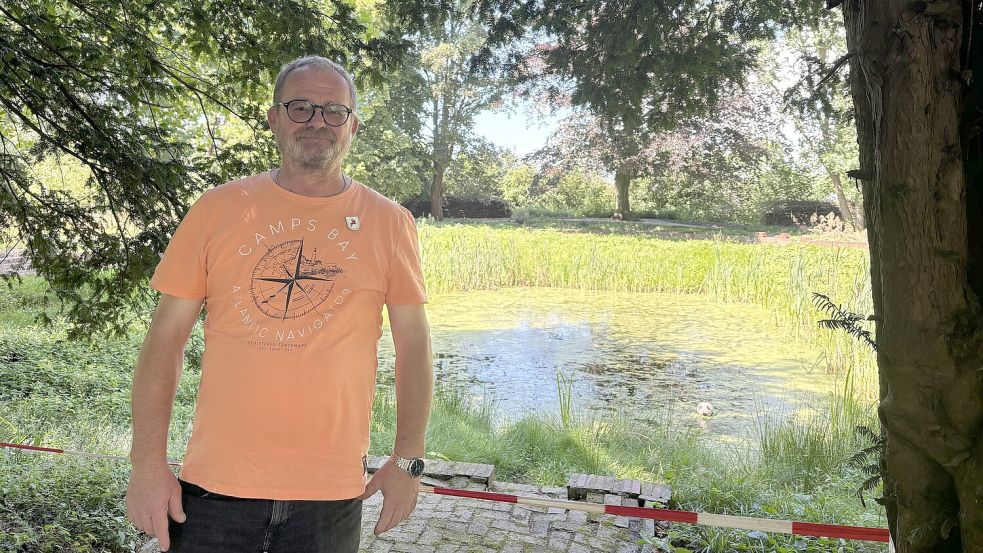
[390,453,424,477]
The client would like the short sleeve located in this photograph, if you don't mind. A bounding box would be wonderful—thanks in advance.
[385,207,427,305]
[150,197,208,299]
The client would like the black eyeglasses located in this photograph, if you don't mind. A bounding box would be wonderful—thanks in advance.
[276,99,353,127]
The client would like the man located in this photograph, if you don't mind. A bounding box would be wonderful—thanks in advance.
[125,56,434,553]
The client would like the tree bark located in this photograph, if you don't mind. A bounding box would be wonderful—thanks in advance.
[431,160,445,221]
[829,170,858,230]
[613,167,632,220]
[429,90,452,221]
[852,196,866,229]
[841,1,983,550]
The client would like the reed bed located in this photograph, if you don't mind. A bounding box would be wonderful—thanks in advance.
[419,223,875,375]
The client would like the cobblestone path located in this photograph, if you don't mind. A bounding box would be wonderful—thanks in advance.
[359,480,662,553]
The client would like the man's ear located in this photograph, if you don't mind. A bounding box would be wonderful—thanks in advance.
[267,105,278,134]
[350,114,360,137]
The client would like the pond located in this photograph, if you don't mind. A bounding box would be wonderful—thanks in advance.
[377,287,841,441]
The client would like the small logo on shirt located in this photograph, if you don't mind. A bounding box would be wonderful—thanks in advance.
[346,216,360,231]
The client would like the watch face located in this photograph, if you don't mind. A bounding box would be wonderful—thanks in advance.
[409,458,425,477]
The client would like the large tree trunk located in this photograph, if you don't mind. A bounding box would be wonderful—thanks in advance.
[613,167,632,220]
[842,1,983,551]
[431,160,445,221]
[829,170,858,230]
[430,94,451,221]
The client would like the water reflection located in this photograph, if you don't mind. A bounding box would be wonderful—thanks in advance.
[377,288,831,440]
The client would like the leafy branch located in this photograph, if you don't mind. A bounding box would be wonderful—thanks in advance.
[812,292,877,351]
[846,424,885,507]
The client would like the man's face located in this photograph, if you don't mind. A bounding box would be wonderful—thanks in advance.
[267,66,359,171]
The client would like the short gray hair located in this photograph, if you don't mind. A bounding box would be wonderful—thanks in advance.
[273,56,357,110]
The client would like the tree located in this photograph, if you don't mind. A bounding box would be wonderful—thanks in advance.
[0,0,411,337]
[477,0,824,218]
[441,137,508,201]
[772,18,864,229]
[838,0,983,550]
[533,82,776,223]
[386,0,508,220]
[345,84,428,202]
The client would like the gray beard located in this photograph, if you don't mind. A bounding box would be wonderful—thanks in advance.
[278,133,345,173]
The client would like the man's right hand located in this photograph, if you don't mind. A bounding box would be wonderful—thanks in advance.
[126,463,186,552]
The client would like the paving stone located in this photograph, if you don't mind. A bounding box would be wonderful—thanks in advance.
[511,533,546,546]
[398,544,438,553]
[463,462,496,484]
[436,520,472,535]
[509,506,533,523]
[529,518,551,537]
[530,511,567,525]
[433,499,456,513]
[463,520,490,536]
[449,476,471,488]
[494,482,541,495]
[566,510,588,524]
[446,509,475,523]
[590,537,617,550]
[417,527,443,546]
[568,473,641,499]
[485,527,509,543]
[491,518,530,535]
[551,520,586,532]
[639,481,672,504]
[547,529,573,550]
[396,523,427,542]
[367,540,393,552]
[617,541,643,553]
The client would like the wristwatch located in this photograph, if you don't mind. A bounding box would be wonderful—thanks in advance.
[390,453,425,478]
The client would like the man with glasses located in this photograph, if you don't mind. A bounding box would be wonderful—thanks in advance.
[126,56,433,553]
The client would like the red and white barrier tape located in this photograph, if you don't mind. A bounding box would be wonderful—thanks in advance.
[2,441,892,544]
[422,486,890,543]
[2,441,182,466]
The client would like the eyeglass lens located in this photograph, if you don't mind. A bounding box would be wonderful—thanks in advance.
[286,101,349,126]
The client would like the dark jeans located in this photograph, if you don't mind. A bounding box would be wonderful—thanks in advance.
[167,479,363,553]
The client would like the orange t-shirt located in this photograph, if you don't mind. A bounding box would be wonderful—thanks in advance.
[150,172,427,500]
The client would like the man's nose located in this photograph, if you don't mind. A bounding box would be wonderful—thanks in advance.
[307,108,330,129]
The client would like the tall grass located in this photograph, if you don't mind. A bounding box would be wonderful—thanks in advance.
[555,371,574,428]
[420,222,874,375]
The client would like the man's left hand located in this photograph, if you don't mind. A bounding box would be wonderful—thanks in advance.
[356,460,420,535]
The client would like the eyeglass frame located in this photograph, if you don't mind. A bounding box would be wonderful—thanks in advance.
[274,99,354,127]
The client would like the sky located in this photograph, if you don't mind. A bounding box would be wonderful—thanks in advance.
[471,101,569,157]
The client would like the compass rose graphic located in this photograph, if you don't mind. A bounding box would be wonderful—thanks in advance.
[250,238,343,320]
